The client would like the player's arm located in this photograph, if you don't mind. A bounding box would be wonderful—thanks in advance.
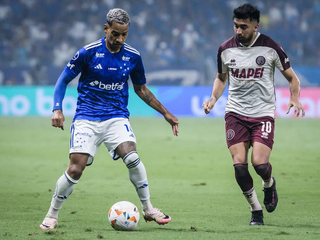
[281,67,305,117]
[203,72,228,114]
[52,70,74,130]
[133,84,179,136]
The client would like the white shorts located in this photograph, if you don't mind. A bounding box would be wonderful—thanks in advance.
[69,118,137,165]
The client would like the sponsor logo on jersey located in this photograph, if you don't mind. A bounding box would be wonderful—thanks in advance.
[67,62,75,69]
[108,67,117,70]
[94,64,103,69]
[231,67,264,79]
[96,52,105,58]
[89,80,125,90]
[256,56,266,66]
[122,55,130,61]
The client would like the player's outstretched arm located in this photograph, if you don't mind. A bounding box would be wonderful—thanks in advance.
[203,73,227,114]
[133,84,179,136]
[52,70,74,130]
[282,67,305,117]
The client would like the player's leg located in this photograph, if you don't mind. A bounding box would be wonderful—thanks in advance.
[116,141,171,225]
[251,116,278,213]
[40,153,88,230]
[40,120,99,230]
[226,112,263,225]
[251,143,278,213]
[116,142,151,208]
[230,143,263,212]
[104,118,171,225]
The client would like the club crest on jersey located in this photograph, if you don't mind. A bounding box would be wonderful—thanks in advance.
[256,56,266,66]
[122,55,130,61]
[226,129,235,141]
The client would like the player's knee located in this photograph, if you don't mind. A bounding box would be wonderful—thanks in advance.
[123,151,140,169]
[232,154,247,164]
[234,163,249,177]
[67,164,85,180]
[68,153,88,179]
[253,162,272,180]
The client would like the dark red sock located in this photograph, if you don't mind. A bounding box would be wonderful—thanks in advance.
[254,162,272,181]
[234,163,253,192]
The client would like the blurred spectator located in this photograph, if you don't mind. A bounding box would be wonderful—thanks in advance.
[0,0,319,85]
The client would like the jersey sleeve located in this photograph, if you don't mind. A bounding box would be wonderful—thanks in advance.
[274,45,291,71]
[217,46,228,73]
[130,55,147,85]
[52,70,74,111]
[64,48,87,78]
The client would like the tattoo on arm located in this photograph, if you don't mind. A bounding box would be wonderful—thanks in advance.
[144,92,154,104]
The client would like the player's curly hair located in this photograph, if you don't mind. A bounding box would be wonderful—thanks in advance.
[107,8,130,26]
[233,3,260,23]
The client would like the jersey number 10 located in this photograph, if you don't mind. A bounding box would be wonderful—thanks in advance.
[261,121,272,133]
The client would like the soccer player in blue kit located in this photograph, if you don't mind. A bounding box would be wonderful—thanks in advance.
[40,8,179,230]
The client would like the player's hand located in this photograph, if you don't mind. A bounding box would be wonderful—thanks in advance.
[164,113,179,136]
[202,97,216,114]
[286,98,305,117]
[51,110,65,130]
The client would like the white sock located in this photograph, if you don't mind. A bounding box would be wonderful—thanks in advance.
[46,171,78,219]
[263,177,274,188]
[141,199,153,212]
[243,188,262,211]
[123,151,152,211]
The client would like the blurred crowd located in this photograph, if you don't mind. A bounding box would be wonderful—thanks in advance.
[1,0,320,85]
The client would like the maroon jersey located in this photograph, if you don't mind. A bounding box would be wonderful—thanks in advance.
[218,33,290,118]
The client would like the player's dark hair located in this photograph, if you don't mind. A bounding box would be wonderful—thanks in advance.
[107,8,130,26]
[233,3,260,23]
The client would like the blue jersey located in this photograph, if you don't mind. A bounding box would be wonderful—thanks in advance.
[63,38,146,121]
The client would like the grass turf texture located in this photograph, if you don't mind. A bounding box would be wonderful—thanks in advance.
[0,117,319,240]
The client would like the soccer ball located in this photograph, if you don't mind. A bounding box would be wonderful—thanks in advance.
[108,201,140,231]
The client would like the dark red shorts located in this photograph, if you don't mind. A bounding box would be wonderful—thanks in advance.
[225,112,275,149]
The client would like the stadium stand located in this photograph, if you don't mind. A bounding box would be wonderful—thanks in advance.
[1,0,320,86]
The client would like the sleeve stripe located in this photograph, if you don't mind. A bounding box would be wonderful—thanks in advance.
[124,47,140,56]
[85,43,102,50]
[84,40,102,49]
[124,43,140,54]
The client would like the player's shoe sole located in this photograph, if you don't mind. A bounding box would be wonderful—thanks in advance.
[39,217,58,230]
[249,210,264,225]
[143,208,171,225]
[263,177,278,213]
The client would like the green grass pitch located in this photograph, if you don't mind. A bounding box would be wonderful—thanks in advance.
[0,117,319,240]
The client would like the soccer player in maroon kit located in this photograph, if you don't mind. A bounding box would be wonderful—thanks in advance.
[203,3,305,225]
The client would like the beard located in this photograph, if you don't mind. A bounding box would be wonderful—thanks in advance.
[236,33,254,45]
